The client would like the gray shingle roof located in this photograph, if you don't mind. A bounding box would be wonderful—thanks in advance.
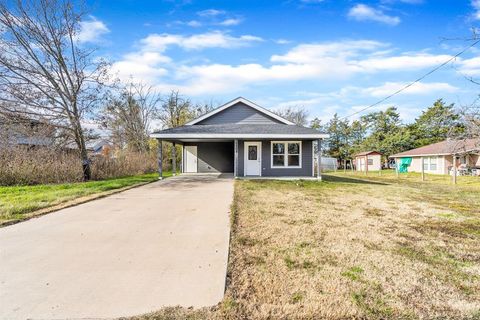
[153,124,325,135]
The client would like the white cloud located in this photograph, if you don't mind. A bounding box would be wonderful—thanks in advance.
[357,53,453,71]
[110,31,263,84]
[197,9,225,17]
[77,17,109,43]
[186,20,202,27]
[472,0,480,20]
[359,81,458,97]
[457,56,480,75]
[217,18,243,26]
[275,39,292,45]
[141,31,263,51]
[111,37,456,97]
[111,52,170,82]
[348,4,401,26]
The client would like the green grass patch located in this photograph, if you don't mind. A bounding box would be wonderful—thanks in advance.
[342,266,364,281]
[0,172,168,222]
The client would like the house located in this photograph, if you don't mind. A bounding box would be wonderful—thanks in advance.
[390,139,480,175]
[0,114,55,148]
[150,97,329,179]
[86,139,112,156]
[354,151,382,172]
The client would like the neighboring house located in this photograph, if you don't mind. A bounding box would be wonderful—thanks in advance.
[86,139,112,156]
[150,97,328,178]
[0,115,55,148]
[65,138,112,156]
[354,151,382,172]
[390,139,480,175]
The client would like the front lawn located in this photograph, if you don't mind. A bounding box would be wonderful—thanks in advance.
[0,172,167,223]
[131,172,480,320]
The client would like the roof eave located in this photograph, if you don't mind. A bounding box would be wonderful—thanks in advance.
[150,133,329,139]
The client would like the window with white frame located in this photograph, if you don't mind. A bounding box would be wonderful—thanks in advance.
[271,141,301,168]
[423,156,438,171]
[422,157,429,171]
[429,156,437,170]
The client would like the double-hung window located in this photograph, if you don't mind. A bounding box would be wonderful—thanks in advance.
[423,156,438,171]
[271,141,301,168]
[429,156,437,171]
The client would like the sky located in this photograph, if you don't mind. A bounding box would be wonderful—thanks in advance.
[80,0,480,124]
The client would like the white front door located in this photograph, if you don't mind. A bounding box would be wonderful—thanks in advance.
[184,146,198,173]
[244,142,261,176]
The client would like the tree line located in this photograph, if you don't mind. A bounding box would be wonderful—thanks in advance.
[312,99,472,165]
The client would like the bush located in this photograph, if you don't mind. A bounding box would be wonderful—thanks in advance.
[0,146,157,186]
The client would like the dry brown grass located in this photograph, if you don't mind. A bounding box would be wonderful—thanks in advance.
[0,146,157,185]
[128,174,480,320]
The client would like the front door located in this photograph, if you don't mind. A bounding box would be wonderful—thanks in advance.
[244,142,261,176]
[184,146,198,173]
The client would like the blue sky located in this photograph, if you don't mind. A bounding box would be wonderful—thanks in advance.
[81,0,480,124]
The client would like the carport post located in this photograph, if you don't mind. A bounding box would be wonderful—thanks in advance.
[172,142,177,176]
[158,139,163,180]
[234,139,238,178]
[317,139,322,180]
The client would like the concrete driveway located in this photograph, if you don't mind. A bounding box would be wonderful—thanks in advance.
[0,174,233,320]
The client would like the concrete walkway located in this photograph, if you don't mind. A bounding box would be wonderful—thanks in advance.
[0,174,233,320]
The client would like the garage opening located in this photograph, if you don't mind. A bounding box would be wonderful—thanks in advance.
[184,142,234,173]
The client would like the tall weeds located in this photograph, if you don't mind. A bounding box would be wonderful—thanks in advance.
[0,146,157,186]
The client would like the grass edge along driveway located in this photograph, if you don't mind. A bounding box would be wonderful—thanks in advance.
[0,172,171,224]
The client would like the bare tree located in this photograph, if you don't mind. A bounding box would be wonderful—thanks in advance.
[193,99,218,118]
[158,90,193,128]
[274,106,309,126]
[458,98,480,140]
[0,0,109,180]
[101,82,160,152]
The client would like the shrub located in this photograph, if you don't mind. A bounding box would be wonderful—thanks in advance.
[0,146,157,186]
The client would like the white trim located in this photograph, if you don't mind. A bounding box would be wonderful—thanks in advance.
[312,142,314,177]
[391,149,480,158]
[270,141,302,169]
[185,97,294,125]
[244,141,262,177]
[150,133,329,139]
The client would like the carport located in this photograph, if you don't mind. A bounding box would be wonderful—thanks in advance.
[159,139,234,176]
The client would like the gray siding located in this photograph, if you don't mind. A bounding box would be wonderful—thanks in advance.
[185,142,233,173]
[196,102,283,125]
[238,140,313,177]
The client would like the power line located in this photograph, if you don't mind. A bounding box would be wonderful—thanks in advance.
[340,38,480,120]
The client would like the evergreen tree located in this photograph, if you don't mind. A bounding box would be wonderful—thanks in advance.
[409,99,463,147]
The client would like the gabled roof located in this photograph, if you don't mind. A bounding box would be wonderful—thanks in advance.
[355,151,382,157]
[390,139,480,158]
[185,97,294,126]
[151,124,328,139]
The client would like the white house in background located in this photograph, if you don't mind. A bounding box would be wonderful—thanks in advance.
[390,139,480,175]
[354,151,382,172]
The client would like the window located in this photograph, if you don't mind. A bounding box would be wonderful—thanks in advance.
[423,157,438,171]
[429,157,437,170]
[423,157,429,171]
[248,146,257,160]
[271,141,301,168]
[367,159,373,165]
